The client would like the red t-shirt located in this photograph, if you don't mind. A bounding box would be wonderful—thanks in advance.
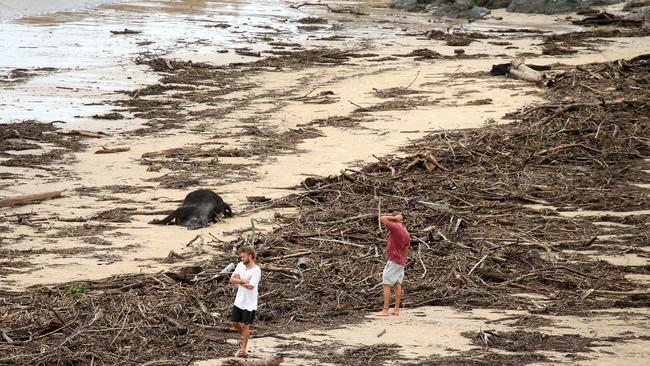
[384,221,410,265]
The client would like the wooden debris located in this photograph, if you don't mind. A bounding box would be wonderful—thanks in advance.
[110,29,142,35]
[142,147,197,159]
[58,129,106,138]
[95,146,130,154]
[0,191,63,208]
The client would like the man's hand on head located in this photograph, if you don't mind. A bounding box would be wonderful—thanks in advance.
[380,214,403,224]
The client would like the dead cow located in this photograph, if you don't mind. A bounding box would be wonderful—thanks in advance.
[149,189,232,230]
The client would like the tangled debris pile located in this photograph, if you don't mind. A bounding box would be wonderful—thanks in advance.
[1,56,649,365]
[0,121,87,169]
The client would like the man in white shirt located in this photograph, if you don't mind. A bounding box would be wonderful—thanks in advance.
[230,246,261,357]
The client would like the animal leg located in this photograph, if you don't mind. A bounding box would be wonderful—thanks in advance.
[223,203,233,218]
[148,209,178,225]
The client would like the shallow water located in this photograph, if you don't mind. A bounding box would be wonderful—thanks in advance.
[0,0,636,127]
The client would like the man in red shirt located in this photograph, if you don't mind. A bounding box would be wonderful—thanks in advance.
[374,214,410,316]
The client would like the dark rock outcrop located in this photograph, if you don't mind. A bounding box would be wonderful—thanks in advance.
[391,0,624,15]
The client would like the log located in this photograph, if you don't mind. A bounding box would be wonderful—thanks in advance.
[259,265,300,276]
[141,147,196,159]
[58,129,105,138]
[307,237,365,248]
[150,310,188,335]
[536,143,601,156]
[594,289,650,296]
[0,191,63,208]
[247,196,272,203]
[297,257,312,269]
[423,153,448,172]
[110,28,141,34]
[509,59,542,83]
[210,262,236,281]
[264,250,313,262]
[235,49,261,57]
[95,146,130,154]
[314,213,374,225]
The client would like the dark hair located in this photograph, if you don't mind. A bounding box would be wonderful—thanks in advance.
[240,246,256,260]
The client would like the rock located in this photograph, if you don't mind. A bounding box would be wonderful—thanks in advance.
[624,0,650,11]
[431,0,491,18]
[467,5,491,19]
[626,6,650,20]
[586,0,622,5]
[391,0,621,15]
[390,0,425,11]
[475,0,512,8]
[507,0,589,14]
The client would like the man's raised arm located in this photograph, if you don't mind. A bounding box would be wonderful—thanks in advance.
[380,214,403,225]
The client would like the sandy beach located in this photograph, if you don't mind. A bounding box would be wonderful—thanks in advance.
[1,0,649,365]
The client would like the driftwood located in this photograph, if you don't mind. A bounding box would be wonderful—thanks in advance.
[259,265,300,276]
[536,143,600,156]
[210,263,236,281]
[0,329,13,343]
[95,146,130,154]
[58,129,105,138]
[235,50,261,57]
[110,28,142,34]
[290,2,367,15]
[404,152,448,172]
[0,191,62,208]
[247,196,272,203]
[508,59,565,86]
[165,266,203,284]
[141,147,197,159]
[594,289,650,296]
[509,59,543,82]
[264,251,313,262]
[297,257,312,269]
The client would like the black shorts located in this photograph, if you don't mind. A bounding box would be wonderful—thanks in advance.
[231,305,255,325]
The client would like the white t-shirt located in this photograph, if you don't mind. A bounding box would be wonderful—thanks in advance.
[233,262,261,311]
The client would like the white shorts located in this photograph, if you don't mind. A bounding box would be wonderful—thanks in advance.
[382,260,405,285]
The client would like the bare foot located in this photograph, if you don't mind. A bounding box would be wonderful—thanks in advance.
[237,350,247,358]
[391,311,400,316]
[373,310,390,316]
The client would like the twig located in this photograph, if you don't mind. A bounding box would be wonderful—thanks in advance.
[264,250,313,262]
[405,70,420,89]
[418,244,427,279]
[1,329,14,343]
[468,255,488,276]
[307,237,365,248]
[348,99,368,111]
